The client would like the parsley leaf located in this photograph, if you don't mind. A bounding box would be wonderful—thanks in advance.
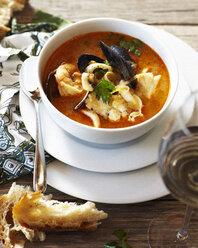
[104,241,121,248]
[133,38,143,47]
[120,39,143,56]
[120,40,130,50]
[104,229,131,248]
[93,79,115,104]
[96,68,108,78]
[113,230,128,241]
[134,49,141,56]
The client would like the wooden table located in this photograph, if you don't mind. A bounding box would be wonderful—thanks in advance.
[1,0,198,247]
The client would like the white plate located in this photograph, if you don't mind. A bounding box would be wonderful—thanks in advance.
[19,24,198,204]
[47,161,168,204]
[19,58,190,174]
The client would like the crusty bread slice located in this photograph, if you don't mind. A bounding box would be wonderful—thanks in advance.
[0,183,108,248]
[0,183,46,248]
[0,0,27,39]
[13,191,107,232]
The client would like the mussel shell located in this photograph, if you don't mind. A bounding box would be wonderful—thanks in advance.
[110,45,135,63]
[99,41,136,82]
[77,54,104,73]
[46,70,59,101]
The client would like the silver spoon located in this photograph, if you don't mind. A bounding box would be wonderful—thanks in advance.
[21,86,47,193]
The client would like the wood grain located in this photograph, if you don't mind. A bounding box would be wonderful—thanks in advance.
[0,175,188,248]
[1,0,198,247]
[28,0,198,25]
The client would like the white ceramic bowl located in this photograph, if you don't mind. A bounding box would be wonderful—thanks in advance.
[37,18,178,144]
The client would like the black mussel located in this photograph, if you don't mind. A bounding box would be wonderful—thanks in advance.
[77,54,104,73]
[46,70,59,101]
[99,41,137,88]
[74,91,89,110]
[110,45,135,63]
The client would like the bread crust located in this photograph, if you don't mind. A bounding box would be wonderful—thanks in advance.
[0,183,108,248]
[13,191,107,232]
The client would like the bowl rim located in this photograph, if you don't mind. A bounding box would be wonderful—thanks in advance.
[37,17,178,133]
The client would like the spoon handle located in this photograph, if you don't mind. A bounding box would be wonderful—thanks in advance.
[33,100,47,193]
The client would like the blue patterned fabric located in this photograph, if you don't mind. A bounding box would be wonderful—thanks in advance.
[0,11,70,184]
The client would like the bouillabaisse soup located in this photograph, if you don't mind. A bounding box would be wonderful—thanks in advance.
[43,32,170,129]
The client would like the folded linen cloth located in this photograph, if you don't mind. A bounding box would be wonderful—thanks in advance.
[0,10,70,184]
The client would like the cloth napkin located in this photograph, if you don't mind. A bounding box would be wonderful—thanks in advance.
[0,10,71,184]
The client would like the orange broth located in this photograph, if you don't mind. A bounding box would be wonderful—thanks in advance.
[43,32,170,128]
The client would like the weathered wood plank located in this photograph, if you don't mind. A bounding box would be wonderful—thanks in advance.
[19,1,198,52]
[0,175,187,248]
[29,0,198,25]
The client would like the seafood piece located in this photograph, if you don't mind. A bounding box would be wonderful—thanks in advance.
[103,71,118,83]
[108,109,121,122]
[55,63,83,96]
[128,111,143,122]
[111,95,129,117]
[74,91,89,111]
[135,72,161,99]
[81,63,113,91]
[99,41,137,88]
[111,45,136,68]
[85,93,122,122]
[85,91,141,123]
[85,63,112,74]
[85,93,112,120]
[74,41,138,110]
[46,70,59,101]
[81,109,100,128]
[77,54,104,73]
[114,80,142,111]
[81,73,94,91]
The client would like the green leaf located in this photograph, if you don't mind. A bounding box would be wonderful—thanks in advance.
[133,39,143,47]
[119,39,142,56]
[93,79,115,104]
[129,43,135,53]
[121,239,131,248]
[104,241,121,248]
[113,230,128,241]
[96,68,108,78]
[134,49,141,56]
[120,40,130,50]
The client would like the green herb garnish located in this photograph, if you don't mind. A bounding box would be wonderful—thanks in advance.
[93,79,115,104]
[113,230,128,241]
[120,39,143,56]
[96,68,108,78]
[109,32,124,41]
[104,229,131,248]
[133,38,143,47]
[134,49,141,56]
[120,40,130,50]
[104,241,121,248]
